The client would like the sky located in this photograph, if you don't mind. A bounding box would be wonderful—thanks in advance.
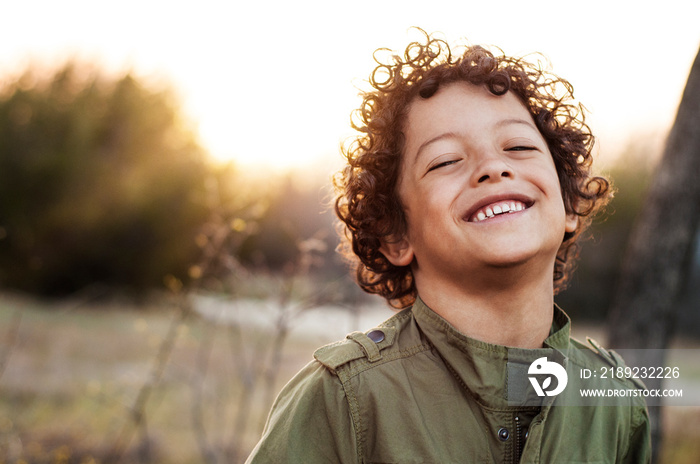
[1,0,699,174]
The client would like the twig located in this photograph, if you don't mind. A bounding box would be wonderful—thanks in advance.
[0,307,22,381]
[228,322,256,463]
[190,320,219,464]
[105,300,191,462]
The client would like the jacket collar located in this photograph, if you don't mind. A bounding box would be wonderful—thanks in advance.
[412,296,571,409]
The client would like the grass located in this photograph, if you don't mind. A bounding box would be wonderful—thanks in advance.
[0,291,334,463]
[0,291,698,463]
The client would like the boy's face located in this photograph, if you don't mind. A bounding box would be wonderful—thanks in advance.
[380,82,577,285]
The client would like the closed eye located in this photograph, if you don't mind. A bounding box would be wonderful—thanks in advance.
[427,159,460,173]
[506,145,538,152]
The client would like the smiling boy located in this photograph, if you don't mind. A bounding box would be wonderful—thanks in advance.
[380,82,577,350]
[246,30,651,463]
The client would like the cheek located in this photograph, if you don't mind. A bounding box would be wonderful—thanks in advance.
[529,163,570,218]
[421,184,459,219]
[401,184,452,239]
[401,177,442,209]
[537,160,566,198]
[543,156,566,197]
[551,171,571,210]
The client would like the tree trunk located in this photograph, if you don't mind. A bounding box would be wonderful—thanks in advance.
[607,46,700,461]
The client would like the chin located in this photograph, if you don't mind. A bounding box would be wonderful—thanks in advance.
[481,247,554,271]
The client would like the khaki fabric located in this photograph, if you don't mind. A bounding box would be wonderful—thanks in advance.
[246,298,651,463]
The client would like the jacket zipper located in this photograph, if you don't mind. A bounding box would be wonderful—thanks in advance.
[514,415,522,463]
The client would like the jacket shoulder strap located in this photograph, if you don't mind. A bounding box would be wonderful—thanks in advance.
[314,326,397,370]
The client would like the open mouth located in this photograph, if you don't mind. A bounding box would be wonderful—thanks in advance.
[467,198,533,223]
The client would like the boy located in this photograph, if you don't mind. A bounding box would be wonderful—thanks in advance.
[246,30,651,463]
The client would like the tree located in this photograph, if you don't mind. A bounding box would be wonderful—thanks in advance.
[607,46,700,459]
[554,135,658,322]
[0,62,210,296]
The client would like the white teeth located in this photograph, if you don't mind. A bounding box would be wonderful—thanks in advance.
[470,200,527,222]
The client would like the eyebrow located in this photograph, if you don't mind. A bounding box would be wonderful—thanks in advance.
[496,117,537,129]
[414,131,460,163]
[413,117,537,162]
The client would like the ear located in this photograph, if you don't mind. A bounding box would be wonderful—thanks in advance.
[379,236,414,267]
[565,212,578,235]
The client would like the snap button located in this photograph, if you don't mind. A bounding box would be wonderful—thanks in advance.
[498,427,509,441]
[367,329,385,343]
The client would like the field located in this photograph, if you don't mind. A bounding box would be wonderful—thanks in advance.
[0,290,390,463]
[0,291,698,463]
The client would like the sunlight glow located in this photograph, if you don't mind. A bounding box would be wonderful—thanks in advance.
[1,0,699,172]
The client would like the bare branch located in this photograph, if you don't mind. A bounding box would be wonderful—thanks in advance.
[0,307,22,381]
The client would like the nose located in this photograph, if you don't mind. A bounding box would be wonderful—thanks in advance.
[472,153,514,185]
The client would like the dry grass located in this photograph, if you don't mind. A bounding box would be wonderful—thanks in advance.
[0,292,698,463]
[0,291,341,463]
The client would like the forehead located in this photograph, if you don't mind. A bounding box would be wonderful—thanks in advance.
[403,82,534,145]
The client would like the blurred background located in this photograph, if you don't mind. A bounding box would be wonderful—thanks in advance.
[0,1,699,462]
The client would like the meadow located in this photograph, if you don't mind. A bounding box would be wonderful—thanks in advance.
[0,290,388,463]
[1,291,698,463]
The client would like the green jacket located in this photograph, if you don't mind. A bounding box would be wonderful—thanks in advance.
[246,298,651,463]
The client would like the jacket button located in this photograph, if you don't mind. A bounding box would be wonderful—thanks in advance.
[367,330,385,343]
[498,427,509,441]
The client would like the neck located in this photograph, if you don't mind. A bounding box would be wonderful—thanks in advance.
[415,266,555,349]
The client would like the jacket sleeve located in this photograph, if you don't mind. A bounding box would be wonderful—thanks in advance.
[245,361,359,464]
[622,404,652,464]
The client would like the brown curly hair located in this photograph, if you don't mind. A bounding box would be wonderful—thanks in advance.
[334,29,611,309]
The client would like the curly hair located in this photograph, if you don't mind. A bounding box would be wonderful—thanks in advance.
[334,29,611,309]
